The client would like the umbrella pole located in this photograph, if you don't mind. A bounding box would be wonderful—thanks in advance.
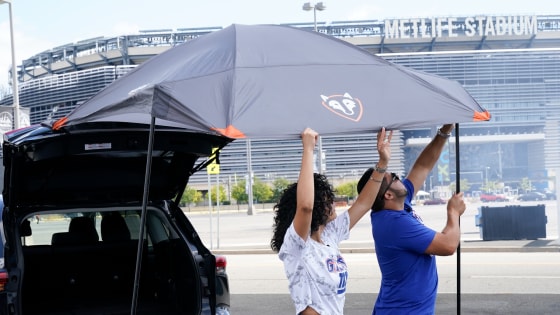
[454,123,461,315]
[131,115,156,315]
[246,139,254,215]
[318,136,324,174]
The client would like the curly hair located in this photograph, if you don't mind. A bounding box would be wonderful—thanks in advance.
[270,173,334,252]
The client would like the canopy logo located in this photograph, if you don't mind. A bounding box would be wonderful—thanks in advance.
[320,93,363,122]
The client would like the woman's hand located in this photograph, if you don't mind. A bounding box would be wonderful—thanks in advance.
[301,127,318,150]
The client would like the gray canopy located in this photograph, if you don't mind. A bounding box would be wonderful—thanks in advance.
[53,23,490,138]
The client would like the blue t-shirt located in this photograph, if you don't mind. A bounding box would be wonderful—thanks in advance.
[371,178,438,315]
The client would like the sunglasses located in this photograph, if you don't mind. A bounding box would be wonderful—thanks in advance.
[379,172,400,200]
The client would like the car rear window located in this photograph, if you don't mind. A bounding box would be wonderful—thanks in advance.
[22,211,143,246]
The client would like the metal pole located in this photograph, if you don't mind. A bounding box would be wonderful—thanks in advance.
[2,0,20,129]
[216,172,220,248]
[310,4,325,174]
[313,7,317,31]
[556,169,560,244]
[318,136,324,174]
[455,123,461,315]
[207,173,213,249]
[131,115,156,315]
[246,139,254,215]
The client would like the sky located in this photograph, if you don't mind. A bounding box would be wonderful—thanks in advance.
[1,0,560,88]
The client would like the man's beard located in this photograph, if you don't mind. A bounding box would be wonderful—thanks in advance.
[390,187,408,199]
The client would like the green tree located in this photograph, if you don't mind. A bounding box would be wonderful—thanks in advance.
[210,184,227,204]
[252,177,273,203]
[481,180,500,193]
[448,179,471,193]
[335,181,358,199]
[181,186,203,210]
[231,178,274,203]
[519,177,532,193]
[231,180,248,204]
[271,177,291,202]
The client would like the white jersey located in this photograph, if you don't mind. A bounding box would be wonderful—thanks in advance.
[279,211,350,315]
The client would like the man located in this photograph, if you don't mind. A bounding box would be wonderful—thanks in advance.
[357,124,466,314]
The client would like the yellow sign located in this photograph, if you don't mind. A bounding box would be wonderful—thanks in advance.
[207,148,220,174]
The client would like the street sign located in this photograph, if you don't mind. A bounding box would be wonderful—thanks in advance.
[207,147,220,174]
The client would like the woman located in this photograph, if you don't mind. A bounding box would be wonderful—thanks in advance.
[271,127,392,315]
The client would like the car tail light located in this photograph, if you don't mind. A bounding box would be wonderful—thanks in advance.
[0,271,8,292]
[215,255,227,274]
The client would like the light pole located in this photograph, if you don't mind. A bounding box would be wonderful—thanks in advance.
[302,3,327,173]
[485,166,490,191]
[1,0,20,129]
[302,2,326,32]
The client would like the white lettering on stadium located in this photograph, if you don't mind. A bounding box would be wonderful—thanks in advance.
[384,16,538,39]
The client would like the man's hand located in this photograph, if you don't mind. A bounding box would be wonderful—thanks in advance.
[376,127,392,166]
[447,192,466,217]
[440,124,454,134]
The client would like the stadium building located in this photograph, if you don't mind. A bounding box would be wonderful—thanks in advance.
[2,15,560,195]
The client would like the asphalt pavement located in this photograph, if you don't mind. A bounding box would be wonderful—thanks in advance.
[212,238,560,255]
[231,293,560,315]
[186,201,560,315]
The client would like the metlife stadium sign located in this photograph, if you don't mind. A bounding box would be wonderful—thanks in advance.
[384,16,538,39]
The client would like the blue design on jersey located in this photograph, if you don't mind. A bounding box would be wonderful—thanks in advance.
[326,255,348,294]
[337,270,348,294]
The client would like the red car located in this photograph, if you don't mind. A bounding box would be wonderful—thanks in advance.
[480,193,508,202]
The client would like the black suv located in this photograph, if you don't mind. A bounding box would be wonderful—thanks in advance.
[0,123,232,315]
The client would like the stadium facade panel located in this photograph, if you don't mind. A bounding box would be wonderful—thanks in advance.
[2,15,560,193]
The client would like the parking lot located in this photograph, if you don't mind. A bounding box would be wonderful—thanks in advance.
[185,199,560,252]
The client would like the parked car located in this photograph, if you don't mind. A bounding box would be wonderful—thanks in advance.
[413,191,431,205]
[1,124,232,315]
[422,198,447,205]
[479,193,508,202]
[542,190,557,200]
[517,192,547,201]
